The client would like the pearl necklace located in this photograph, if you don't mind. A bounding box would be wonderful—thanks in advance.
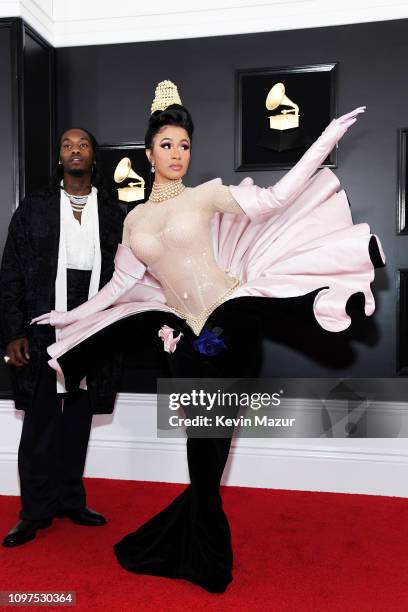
[149,179,186,203]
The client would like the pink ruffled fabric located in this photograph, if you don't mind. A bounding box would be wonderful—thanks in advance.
[158,325,183,353]
[46,168,385,372]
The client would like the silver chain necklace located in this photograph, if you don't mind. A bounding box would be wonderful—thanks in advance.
[63,190,90,212]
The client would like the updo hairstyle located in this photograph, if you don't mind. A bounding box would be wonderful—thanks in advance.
[144,104,194,150]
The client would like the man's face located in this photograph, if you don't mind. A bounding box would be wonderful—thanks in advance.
[59,128,94,176]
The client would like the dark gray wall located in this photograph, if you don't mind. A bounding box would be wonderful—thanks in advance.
[55,20,408,377]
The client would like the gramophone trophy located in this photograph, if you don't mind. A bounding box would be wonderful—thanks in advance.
[258,82,312,153]
[266,82,300,130]
[114,157,145,203]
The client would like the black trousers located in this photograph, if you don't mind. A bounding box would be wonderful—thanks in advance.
[114,297,263,593]
[18,269,93,521]
[18,357,93,520]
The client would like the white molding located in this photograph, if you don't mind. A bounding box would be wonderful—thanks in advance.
[0,1,20,18]
[0,0,54,43]
[1,396,408,497]
[0,1,407,48]
[51,1,408,48]
[20,0,54,44]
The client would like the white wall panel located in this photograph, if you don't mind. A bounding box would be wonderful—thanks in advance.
[1,397,408,498]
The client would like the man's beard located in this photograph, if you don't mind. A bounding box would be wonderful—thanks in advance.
[67,168,86,177]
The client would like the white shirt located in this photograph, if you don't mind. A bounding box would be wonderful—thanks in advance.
[54,186,102,393]
[63,193,95,270]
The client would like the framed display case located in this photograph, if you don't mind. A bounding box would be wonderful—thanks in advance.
[235,63,337,171]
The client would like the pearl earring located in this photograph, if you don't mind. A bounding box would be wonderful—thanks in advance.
[151,162,155,174]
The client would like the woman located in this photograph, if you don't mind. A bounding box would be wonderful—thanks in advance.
[32,81,384,592]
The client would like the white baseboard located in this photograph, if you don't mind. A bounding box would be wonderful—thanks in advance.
[1,395,408,497]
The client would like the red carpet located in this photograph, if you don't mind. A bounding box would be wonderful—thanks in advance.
[1,478,408,611]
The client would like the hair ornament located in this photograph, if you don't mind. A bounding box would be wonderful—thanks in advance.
[151,80,182,114]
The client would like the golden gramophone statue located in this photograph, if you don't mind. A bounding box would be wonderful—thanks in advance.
[257,81,311,152]
[114,157,145,203]
[266,82,300,131]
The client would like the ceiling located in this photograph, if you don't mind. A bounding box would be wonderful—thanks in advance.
[1,0,407,47]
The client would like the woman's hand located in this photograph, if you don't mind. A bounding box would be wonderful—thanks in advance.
[332,106,366,138]
[228,105,367,219]
[31,310,74,328]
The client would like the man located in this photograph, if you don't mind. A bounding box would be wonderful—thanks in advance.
[0,128,125,547]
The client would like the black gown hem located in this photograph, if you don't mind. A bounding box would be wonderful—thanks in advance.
[113,546,233,594]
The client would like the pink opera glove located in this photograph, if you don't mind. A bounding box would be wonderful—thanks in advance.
[31,244,146,328]
[31,309,77,328]
[229,106,366,220]
[158,325,183,353]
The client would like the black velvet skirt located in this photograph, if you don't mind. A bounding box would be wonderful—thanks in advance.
[113,296,263,593]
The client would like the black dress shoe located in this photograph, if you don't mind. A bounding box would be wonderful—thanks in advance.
[2,518,53,548]
[55,507,107,526]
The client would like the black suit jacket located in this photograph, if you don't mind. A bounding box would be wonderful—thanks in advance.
[0,187,125,414]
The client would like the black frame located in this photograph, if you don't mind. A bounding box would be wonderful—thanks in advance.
[0,18,22,211]
[99,142,152,211]
[397,128,408,234]
[0,18,54,209]
[397,269,408,375]
[0,18,54,399]
[21,20,55,199]
[235,63,337,171]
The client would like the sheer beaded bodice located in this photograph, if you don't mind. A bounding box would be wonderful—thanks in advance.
[122,182,245,334]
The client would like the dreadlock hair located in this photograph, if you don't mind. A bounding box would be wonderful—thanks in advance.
[50,126,108,198]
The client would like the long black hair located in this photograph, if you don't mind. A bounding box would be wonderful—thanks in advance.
[145,104,194,150]
[51,126,108,197]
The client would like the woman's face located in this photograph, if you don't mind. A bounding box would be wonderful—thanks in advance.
[147,125,191,183]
